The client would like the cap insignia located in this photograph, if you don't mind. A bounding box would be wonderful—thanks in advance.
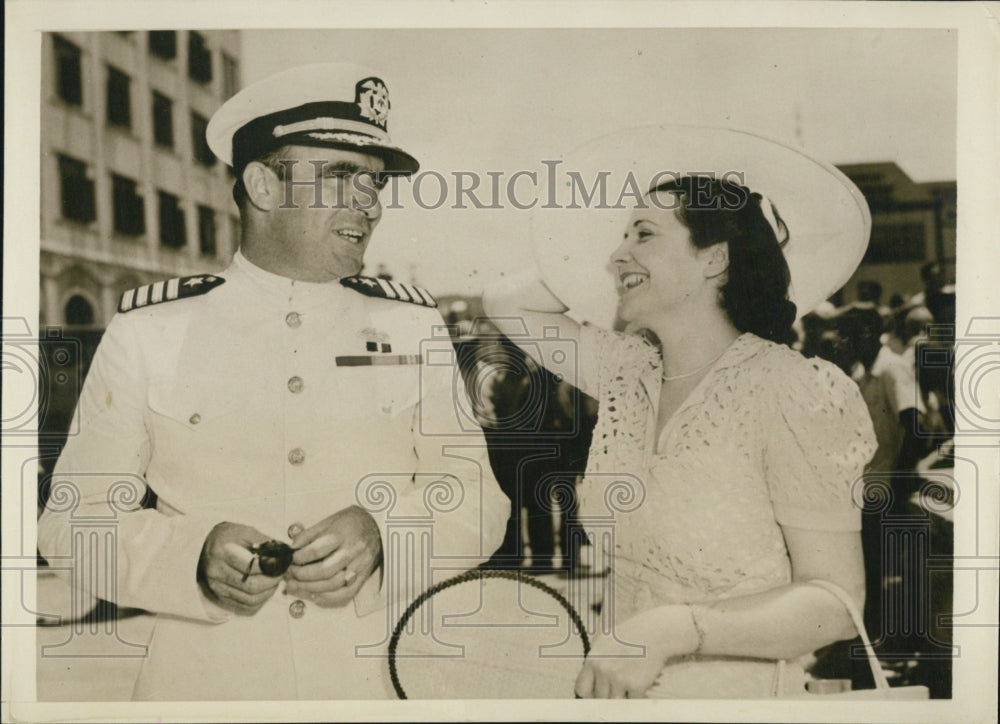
[356,78,390,128]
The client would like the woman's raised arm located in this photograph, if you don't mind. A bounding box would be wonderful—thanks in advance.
[482,269,598,397]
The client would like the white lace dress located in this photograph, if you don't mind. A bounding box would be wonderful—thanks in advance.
[578,327,877,698]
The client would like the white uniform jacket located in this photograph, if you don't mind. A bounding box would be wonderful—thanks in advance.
[38,252,509,700]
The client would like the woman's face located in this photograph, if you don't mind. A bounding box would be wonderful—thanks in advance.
[609,192,717,328]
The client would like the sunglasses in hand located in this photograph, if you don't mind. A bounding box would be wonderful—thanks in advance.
[241,540,295,581]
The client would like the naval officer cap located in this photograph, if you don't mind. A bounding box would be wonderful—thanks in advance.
[206,62,419,176]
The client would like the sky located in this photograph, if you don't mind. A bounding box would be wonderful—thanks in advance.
[242,28,957,296]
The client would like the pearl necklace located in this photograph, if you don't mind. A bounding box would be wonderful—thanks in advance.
[661,349,726,382]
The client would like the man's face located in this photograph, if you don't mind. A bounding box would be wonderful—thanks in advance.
[265,145,386,281]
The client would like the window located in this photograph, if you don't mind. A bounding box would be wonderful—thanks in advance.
[58,154,96,223]
[53,35,83,106]
[148,31,177,59]
[187,32,212,84]
[158,191,186,248]
[858,184,893,207]
[863,221,927,264]
[106,66,132,128]
[152,91,174,147]
[197,205,217,257]
[190,112,215,167]
[222,52,239,99]
[112,174,145,236]
[64,295,95,326]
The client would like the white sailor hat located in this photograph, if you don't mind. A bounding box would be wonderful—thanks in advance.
[533,124,871,328]
[206,62,419,175]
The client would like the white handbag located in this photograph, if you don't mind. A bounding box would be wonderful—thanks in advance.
[773,579,930,700]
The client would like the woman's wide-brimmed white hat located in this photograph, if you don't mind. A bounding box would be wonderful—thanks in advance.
[532,124,871,328]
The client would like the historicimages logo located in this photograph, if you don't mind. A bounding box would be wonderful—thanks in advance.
[2,318,81,438]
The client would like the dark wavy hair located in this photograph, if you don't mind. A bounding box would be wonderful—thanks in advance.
[648,175,798,346]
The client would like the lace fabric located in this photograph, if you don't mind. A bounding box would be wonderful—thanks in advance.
[583,325,662,484]
[577,326,877,698]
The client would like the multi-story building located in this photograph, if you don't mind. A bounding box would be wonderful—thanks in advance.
[38,30,242,444]
[40,30,242,332]
[836,162,957,305]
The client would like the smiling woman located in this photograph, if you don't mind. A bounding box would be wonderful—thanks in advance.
[482,124,878,699]
[616,176,798,348]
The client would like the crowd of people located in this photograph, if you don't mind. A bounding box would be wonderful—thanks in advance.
[793,268,955,696]
[799,267,955,482]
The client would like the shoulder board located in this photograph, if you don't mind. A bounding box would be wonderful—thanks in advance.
[118,275,226,313]
[340,276,437,308]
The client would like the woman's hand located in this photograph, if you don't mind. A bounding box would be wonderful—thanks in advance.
[574,605,700,699]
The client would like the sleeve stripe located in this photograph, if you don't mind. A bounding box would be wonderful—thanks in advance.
[134,285,151,308]
[390,281,413,303]
[376,278,399,299]
[410,284,435,307]
[165,277,180,301]
[150,280,166,305]
[399,282,419,304]
[119,288,136,312]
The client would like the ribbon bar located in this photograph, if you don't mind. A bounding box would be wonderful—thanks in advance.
[335,354,424,367]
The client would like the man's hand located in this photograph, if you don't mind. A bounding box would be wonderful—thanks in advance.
[198,522,282,615]
[285,505,382,607]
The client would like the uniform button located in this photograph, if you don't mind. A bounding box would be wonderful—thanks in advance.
[287,522,304,538]
[287,376,304,394]
[288,448,306,465]
[288,599,306,618]
[189,413,201,425]
[285,312,302,328]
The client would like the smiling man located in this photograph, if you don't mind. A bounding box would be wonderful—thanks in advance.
[37,63,508,700]
[241,145,387,281]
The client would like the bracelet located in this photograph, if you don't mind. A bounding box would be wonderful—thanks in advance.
[687,605,707,654]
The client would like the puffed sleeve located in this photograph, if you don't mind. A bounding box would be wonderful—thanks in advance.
[577,324,660,485]
[764,352,877,531]
[577,324,660,405]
